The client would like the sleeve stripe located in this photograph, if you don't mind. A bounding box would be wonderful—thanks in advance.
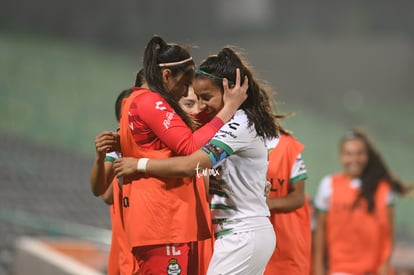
[290,173,308,184]
[104,156,116,163]
[210,139,234,155]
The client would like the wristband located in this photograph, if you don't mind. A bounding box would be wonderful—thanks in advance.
[136,158,149,173]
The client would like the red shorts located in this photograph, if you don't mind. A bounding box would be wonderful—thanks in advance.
[133,243,190,275]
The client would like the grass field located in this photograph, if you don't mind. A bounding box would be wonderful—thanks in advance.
[1,32,413,237]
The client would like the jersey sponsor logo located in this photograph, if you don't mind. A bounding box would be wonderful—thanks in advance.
[163,111,175,129]
[216,129,237,139]
[155,101,167,111]
[268,178,285,192]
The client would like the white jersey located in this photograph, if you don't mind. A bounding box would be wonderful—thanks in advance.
[201,110,271,237]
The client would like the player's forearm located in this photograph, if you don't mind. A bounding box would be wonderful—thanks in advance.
[146,152,211,178]
[101,182,114,205]
[267,192,304,212]
[89,156,106,196]
[145,157,196,177]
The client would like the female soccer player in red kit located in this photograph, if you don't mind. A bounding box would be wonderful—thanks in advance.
[118,36,247,274]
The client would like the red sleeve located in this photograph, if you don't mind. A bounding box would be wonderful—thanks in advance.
[134,92,224,156]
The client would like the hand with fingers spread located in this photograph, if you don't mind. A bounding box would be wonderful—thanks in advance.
[222,68,249,111]
[213,68,249,124]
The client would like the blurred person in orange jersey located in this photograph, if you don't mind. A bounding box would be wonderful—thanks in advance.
[264,126,312,275]
[313,128,412,275]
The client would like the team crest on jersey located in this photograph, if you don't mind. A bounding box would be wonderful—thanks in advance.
[166,258,181,275]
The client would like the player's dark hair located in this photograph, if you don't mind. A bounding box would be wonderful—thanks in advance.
[134,69,145,87]
[340,128,412,212]
[143,35,195,130]
[115,88,133,122]
[196,47,279,139]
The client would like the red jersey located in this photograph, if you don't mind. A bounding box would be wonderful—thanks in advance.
[127,88,223,155]
[119,88,213,249]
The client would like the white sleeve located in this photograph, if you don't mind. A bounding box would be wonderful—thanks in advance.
[313,175,332,211]
[290,153,308,184]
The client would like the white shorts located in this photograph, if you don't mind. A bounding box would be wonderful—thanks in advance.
[207,223,276,275]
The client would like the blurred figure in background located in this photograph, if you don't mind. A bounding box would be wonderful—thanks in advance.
[313,128,412,275]
[264,123,312,275]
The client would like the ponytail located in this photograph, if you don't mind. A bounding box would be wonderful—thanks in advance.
[142,35,196,130]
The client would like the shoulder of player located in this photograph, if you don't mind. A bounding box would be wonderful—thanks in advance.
[224,109,249,128]
[280,133,304,147]
[218,110,250,136]
[132,90,173,111]
[318,174,334,190]
[232,109,248,122]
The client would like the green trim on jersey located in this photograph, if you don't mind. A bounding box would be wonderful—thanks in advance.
[210,203,236,210]
[214,229,234,238]
[210,139,234,155]
[104,156,116,163]
[290,173,308,184]
[209,189,229,198]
